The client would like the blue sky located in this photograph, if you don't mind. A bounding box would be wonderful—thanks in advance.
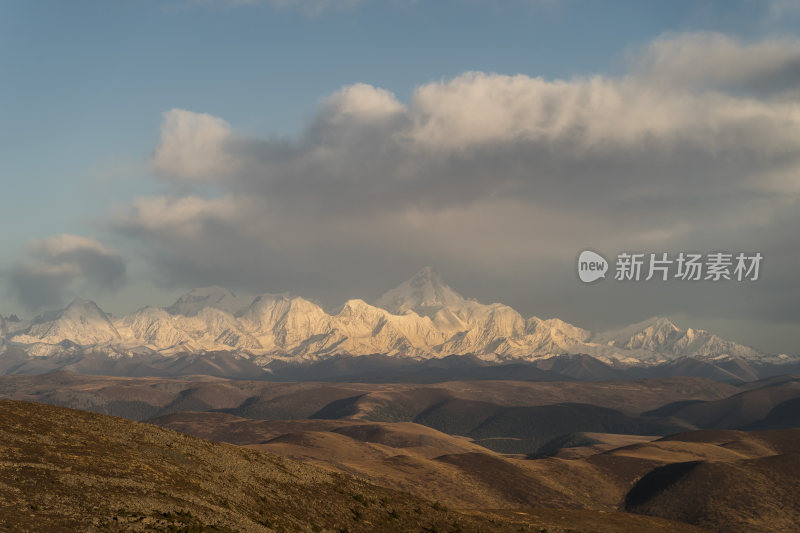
[3,0,800,352]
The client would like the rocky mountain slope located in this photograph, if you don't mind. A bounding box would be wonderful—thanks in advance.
[0,268,790,372]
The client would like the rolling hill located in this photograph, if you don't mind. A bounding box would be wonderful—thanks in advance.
[0,399,711,533]
[149,409,800,532]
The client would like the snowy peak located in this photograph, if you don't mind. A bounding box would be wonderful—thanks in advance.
[166,286,253,317]
[118,306,193,351]
[13,298,121,346]
[64,297,108,315]
[337,298,381,317]
[1,272,780,365]
[376,267,467,316]
[239,294,324,329]
[594,317,762,360]
[527,317,592,346]
[594,316,681,348]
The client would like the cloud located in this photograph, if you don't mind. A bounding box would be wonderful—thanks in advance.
[766,0,800,22]
[8,235,126,311]
[151,109,240,182]
[112,32,800,339]
[144,69,800,218]
[630,33,800,96]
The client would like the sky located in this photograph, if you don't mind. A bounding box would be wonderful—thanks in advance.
[2,0,800,353]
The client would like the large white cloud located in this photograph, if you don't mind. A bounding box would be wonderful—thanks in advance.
[113,32,800,336]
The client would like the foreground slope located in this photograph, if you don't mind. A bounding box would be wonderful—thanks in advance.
[0,399,552,532]
[0,399,706,533]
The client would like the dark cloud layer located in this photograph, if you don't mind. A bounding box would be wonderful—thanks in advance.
[8,235,126,311]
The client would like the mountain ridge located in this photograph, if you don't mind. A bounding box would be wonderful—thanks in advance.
[0,268,792,372]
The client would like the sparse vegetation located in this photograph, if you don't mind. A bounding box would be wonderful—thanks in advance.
[0,399,562,532]
[2,373,797,533]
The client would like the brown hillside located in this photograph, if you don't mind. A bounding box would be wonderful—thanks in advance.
[0,399,554,532]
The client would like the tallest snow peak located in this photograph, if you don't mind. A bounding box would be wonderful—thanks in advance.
[375,267,466,315]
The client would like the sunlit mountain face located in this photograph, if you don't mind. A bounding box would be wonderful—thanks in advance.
[0,268,786,374]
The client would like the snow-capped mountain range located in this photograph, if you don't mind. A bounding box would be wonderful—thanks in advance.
[0,267,791,367]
